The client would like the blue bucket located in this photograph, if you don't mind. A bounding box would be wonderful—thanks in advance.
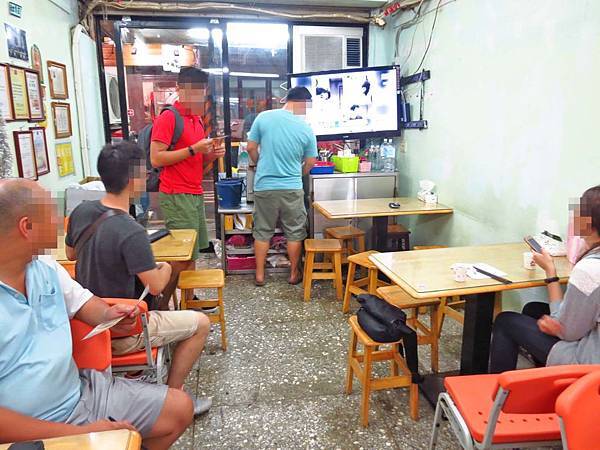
[216,178,244,209]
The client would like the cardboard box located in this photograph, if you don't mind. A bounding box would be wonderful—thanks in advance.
[224,215,234,231]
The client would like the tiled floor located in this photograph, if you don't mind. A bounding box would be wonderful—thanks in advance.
[173,256,469,449]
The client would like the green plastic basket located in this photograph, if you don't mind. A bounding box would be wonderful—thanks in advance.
[332,156,359,173]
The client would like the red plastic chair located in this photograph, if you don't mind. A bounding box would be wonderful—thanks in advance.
[70,319,111,371]
[556,369,600,450]
[104,298,166,383]
[429,365,600,450]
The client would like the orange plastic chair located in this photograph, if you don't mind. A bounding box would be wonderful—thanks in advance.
[104,298,165,383]
[70,318,111,371]
[429,365,600,450]
[556,369,600,450]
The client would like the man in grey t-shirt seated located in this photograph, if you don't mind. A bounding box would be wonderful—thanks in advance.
[65,142,212,415]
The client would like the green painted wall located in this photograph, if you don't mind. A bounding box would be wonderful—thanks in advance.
[369,0,600,308]
[1,0,86,192]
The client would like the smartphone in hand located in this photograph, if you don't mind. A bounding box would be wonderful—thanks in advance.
[524,235,543,253]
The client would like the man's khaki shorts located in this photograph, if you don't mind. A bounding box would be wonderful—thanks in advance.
[253,189,307,242]
[159,192,209,260]
[111,310,200,355]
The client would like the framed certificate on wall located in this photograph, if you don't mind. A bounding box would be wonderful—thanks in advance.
[55,141,75,177]
[8,65,30,120]
[30,126,50,176]
[47,60,68,99]
[51,102,72,138]
[13,130,38,180]
[0,64,14,120]
[25,69,44,121]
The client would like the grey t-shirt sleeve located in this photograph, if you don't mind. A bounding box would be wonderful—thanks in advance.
[121,230,157,276]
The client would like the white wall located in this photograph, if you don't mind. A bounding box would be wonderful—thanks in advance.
[1,0,86,191]
[369,0,600,308]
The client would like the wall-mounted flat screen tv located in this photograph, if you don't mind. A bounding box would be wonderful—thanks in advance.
[289,65,400,141]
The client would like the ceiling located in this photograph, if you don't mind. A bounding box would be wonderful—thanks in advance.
[142,0,387,8]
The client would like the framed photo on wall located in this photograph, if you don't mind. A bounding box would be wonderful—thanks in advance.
[55,141,75,177]
[13,130,38,180]
[51,102,72,138]
[47,61,68,99]
[25,69,44,121]
[8,65,30,120]
[5,23,29,62]
[0,63,14,120]
[31,44,43,83]
[30,126,50,176]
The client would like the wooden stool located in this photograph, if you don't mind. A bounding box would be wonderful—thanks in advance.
[303,239,343,302]
[342,250,388,313]
[377,285,442,373]
[324,226,366,264]
[346,315,419,426]
[387,224,411,251]
[178,269,227,351]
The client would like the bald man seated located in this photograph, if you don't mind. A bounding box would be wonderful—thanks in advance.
[0,179,192,449]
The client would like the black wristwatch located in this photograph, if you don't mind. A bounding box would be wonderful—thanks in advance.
[544,276,560,284]
[188,146,195,157]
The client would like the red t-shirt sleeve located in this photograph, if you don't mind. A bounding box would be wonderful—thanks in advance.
[151,110,176,146]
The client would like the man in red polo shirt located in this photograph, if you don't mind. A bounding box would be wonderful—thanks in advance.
[150,67,225,308]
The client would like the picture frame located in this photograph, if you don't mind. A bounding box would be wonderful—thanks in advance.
[13,130,38,180]
[0,63,14,120]
[30,126,50,176]
[25,69,44,121]
[5,23,28,62]
[47,60,68,99]
[55,141,75,177]
[51,102,72,138]
[8,65,30,120]
[31,44,43,83]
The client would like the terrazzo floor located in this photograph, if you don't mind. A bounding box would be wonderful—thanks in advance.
[172,255,477,449]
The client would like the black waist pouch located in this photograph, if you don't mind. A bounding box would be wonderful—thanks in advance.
[356,294,422,383]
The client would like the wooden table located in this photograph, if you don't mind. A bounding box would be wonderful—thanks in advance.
[0,429,141,450]
[54,229,197,265]
[370,242,572,404]
[313,197,453,251]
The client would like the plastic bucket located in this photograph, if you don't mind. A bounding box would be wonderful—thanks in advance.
[216,178,243,209]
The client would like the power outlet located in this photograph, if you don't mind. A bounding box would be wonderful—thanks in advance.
[399,139,407,153]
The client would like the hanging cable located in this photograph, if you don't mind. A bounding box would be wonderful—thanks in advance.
[412,0,442,74]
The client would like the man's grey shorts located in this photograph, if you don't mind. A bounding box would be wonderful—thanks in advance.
[253,189,307,242]
[66,369,168,437]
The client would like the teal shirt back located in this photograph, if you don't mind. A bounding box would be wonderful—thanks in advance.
[248,109,318,191]
[0,260,81,422]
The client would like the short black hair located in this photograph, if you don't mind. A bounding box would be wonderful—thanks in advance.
[97,141,144,194]
[284,86,312,102]
[178,67,209,85]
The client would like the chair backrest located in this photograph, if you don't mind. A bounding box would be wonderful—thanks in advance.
[103,298,149,338]
[556,369,600,450]
[496,365,600,414]
[70,318,112,371]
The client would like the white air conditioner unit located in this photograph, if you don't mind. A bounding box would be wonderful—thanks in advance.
[293,26,363,73]
[104,66,121,125]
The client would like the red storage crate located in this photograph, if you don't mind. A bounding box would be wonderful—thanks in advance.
[227,255,256,271]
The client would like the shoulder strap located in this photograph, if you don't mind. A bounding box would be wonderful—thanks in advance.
[161,106,185,149]
[74,209,127,256]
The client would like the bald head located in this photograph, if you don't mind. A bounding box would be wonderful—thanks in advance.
[0,178,44,234]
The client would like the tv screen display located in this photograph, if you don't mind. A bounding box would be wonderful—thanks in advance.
[289,66,400,140]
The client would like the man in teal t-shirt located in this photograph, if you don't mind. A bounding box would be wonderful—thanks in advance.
[247,87,317,286]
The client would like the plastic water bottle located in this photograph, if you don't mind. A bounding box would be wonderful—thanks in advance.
[238,143,249,171]
[383,139,396,172]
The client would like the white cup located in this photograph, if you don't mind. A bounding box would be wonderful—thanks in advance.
[452,265,467,282]
[523,252,536,270]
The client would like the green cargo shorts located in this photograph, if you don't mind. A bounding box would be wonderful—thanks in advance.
[159,192,209,260]
[253,189,307,242]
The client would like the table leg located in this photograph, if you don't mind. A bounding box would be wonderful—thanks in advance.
[373,216,389,252]
[419,292,496,406]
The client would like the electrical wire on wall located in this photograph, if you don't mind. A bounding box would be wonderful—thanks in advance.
[80,0,381,27]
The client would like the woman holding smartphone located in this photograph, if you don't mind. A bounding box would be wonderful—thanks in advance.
[489,185,600,373]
